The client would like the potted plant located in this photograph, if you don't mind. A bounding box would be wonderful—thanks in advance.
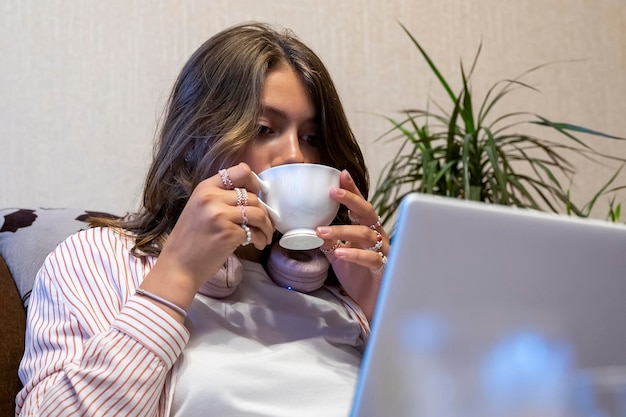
[371,23,625,229]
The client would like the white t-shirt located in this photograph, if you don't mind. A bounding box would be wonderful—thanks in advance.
[171,260,366,417]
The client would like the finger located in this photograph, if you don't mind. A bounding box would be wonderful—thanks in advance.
[319,239,342,255]
[236,191,275,243]
[333,245,388,274]
[330,172,382,229]
[317,225,389,255]
[233,222,269,250]
[232,204,274,246]
[369,252,388,276]
[208,194,273,246]
[207,178,273,245]
[218,167,235,190]
[329,186,375,218]
[351,226,388,254]
[342,201,381,231]
[208,162,263,194]
[339,170,363,198]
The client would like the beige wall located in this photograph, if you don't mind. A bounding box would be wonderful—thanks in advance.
[1,0,625,219]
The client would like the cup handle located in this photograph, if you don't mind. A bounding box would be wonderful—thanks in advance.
[251,171,280,221]
[257,198,281,221]
[251,171,270,194]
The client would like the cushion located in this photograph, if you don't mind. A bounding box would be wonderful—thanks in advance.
[0,208,119,308]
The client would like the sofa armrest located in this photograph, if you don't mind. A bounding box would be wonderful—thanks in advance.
[0,254,25,417]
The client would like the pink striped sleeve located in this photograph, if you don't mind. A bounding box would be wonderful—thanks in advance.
[112,296,189,368]
[15,228,190,417]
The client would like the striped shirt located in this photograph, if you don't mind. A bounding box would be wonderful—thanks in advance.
[16,227,369,416]
[16,227,189,416]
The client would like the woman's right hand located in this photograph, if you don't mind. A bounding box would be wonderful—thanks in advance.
[138,162,274,319]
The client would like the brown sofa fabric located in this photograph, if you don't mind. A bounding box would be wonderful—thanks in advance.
[0,255,25,417]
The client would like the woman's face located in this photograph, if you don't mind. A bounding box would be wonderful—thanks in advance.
[239,62,320,174]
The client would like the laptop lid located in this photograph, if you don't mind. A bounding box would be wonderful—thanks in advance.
[350,193,626,417]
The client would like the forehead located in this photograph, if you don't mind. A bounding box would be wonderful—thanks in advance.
[261,63,316,121]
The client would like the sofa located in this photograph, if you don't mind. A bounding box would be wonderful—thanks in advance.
[0,208,118,417]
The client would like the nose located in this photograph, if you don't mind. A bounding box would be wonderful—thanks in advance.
[272,130,305,166]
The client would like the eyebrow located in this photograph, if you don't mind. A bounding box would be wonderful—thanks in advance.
[260,105,316,123]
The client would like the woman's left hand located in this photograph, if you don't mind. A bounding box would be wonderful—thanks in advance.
[316,170,390,321]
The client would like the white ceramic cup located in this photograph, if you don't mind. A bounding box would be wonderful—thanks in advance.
[255,163,341,250]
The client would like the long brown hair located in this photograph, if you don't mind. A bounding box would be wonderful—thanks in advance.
[94,22,368,256]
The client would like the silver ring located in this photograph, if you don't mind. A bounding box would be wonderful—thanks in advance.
[219,168,234,190]
[235,187,248,207]
[347,209,360,224]
[241,224,251,246]
[320,240,341,255]
[370,252,387,275]
[366,230,383,252]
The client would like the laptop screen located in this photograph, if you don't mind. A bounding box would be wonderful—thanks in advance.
[350,193,626,417]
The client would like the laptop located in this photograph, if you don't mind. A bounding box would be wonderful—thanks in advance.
[350,193,626,417]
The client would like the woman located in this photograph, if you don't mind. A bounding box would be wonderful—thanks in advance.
[16,22,390,416]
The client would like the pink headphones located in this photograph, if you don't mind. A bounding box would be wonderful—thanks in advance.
[198,242,330,298]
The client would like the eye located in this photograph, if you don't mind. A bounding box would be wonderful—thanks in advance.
[301,134,319,147]
[257,125,274,136]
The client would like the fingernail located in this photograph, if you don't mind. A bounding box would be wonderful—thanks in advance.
[316,226,332,236]
[332,187,345,197]
[333,248,348,257]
